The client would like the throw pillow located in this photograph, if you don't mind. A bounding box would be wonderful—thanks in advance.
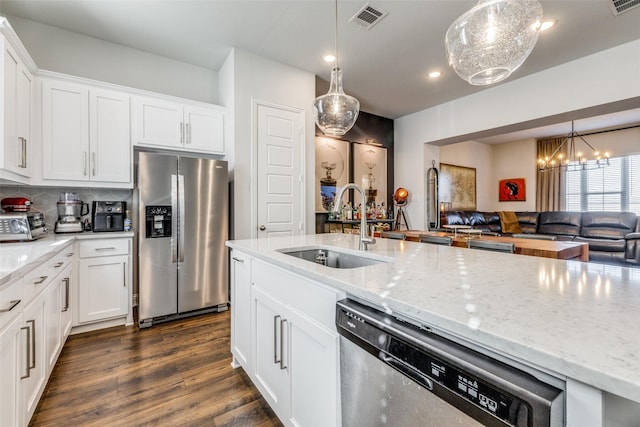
[498,211,522,234]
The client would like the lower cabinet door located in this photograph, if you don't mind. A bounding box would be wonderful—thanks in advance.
[78,255,128,323]
[252,287,289,417]
[287,308,340,427]
[0,313,23,427]
[60,268,73,339]
[230,252,251,370]
[43,281,62,374]
[21,293,46,424]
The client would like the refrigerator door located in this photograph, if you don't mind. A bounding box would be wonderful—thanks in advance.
[177,157,228,313]
[138,152,179,321]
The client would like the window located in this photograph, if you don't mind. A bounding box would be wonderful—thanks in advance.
[565,154,640,215]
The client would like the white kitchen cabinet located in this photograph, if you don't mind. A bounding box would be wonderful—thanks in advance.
[20,288,46,424]
[134,96,224,154]
[0,309,23,427]
[249,258,342,427]
[1,35,33,179]
[78,239,129,324]
[42,79,131,184]
[44,264,73,374]
[230,250,251,370]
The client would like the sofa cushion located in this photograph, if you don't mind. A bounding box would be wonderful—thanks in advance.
[483,212,502,232]
[516,212,540,234]
[498,211,522,234]
[466,211,487,226]
[537,212,582,237]
[580,212,637,240]
[443,211,467,226]
[574,236,626,252]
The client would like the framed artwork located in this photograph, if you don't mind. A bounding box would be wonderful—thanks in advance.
[439,163,476,210]
[315,136,350,212]
[353,143,387,210]
[499,178,526,201]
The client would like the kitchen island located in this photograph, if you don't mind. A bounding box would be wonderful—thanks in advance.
[227,233,640,426]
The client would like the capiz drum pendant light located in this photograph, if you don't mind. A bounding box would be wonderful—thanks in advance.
[445,0,543,85]
[313,0,360,136]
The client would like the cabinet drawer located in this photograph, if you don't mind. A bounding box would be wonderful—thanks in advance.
[23,264,55,302]
[79,239,129,258]
[0,277,24,330]
[252,259,342,329]
[48,247,76,272]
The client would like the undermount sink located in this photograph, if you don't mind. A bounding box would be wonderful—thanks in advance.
[278,247,387,269]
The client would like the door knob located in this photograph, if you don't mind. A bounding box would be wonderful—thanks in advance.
[259,225,266,231]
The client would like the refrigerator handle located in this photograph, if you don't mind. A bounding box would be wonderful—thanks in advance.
[171,174,178,264]
[178,174,186,263]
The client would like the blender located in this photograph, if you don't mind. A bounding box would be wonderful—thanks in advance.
[55,192,89,233]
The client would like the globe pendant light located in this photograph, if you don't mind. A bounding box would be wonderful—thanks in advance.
[314,0,360,137]
[445,0,543,85]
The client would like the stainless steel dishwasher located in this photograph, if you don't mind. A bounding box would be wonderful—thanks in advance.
[336,299,564,427]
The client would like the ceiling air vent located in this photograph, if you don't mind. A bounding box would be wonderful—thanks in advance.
[349,3,388,30]
[609,0,640,15]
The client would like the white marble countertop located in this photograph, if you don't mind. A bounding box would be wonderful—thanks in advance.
[227,233,640,403]
[0,231,134,287]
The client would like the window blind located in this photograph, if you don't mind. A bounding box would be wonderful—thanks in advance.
[565,154,640,215]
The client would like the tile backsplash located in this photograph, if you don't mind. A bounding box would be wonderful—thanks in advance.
[0,185,133,229]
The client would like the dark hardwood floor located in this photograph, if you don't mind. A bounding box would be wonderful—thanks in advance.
[30,310,283,427]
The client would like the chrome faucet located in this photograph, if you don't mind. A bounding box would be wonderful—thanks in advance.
[333,183,376,251]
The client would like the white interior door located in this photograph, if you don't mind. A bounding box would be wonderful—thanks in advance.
[256,102,304,238]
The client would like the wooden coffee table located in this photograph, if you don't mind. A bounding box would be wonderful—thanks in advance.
[401,230,589,261]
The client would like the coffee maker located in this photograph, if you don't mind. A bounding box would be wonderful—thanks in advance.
[55,192,89,233]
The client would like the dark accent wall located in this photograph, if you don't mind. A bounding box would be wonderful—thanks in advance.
[314,110,394,233]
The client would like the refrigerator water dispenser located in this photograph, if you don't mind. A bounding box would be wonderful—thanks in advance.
[145,206,172,238]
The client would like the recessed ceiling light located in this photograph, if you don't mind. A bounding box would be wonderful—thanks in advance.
[323,54,336,63]
[428,71,442,79]
[540,19,557,32]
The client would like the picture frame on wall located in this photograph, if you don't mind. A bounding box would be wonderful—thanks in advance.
[353,143,387,211]
[439,163,477,210]
[499,178,526,201]
[315,136,350,212]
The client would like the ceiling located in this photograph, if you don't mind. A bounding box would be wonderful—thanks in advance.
[1,0,639,140]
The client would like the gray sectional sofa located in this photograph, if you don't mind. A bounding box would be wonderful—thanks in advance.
[441,210,640,266]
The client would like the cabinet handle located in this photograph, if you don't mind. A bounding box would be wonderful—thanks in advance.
[66,252,74,257]
[232,257,244,263]
[95,247,116,251]
[28,319,36,369]
[62,277,70,312]
[19,137,27,168]
[273,315,281,364]
[0,299,20,313]
[186,123,190,144]
[280,319,287,370]
[53,262,64,268]
[92,152,96,176]
[123,262,127,287]
[180,122,184,144]
[83,151,88,176]
[34,275,48,284]
[20,325,31,379]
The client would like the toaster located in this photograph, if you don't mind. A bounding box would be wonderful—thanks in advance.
[0,212,48,241]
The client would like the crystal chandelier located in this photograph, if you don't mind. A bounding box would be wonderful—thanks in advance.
[313,0,360,137]
[445,0,543,85]
[538,121,611,172]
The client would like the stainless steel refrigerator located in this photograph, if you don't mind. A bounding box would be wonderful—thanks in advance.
[136,151,228,328]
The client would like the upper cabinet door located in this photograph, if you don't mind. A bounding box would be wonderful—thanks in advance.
[133,97,183,149]
[90,89,131,183]
[42,80,89,181]
[2,42,32,177]
[184,105,224,154]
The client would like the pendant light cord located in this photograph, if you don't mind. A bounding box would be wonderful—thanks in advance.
[334,0,339,69]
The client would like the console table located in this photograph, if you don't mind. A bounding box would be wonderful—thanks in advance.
[327,219,395,234]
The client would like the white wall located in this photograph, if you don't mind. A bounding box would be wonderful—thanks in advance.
[397,39,640,228]
[492,139,537,212]
[227,49,316,240]
[5,14,219,103]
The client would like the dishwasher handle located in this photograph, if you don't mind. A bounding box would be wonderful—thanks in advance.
[379,353,434,391]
